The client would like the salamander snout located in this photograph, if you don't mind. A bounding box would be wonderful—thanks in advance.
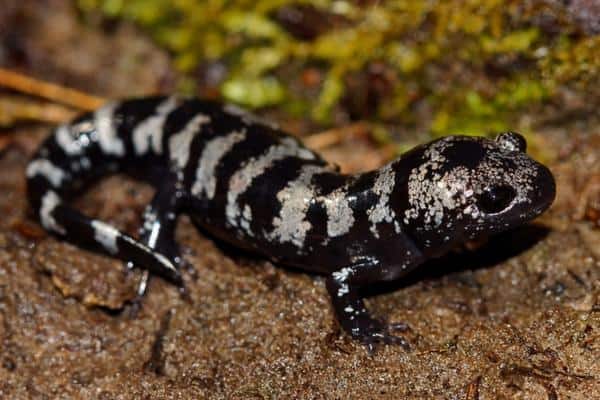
[495,131,556,215]
[465,137,556,236]
[523,162,556,219]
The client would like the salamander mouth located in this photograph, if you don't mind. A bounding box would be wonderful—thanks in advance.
[526,165,556,219]
[499,164,556,226]
[463,164,556,240]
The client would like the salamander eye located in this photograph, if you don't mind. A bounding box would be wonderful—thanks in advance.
[477,185,516,214]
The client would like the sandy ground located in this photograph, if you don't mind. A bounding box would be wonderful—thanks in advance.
[0,1,598,399]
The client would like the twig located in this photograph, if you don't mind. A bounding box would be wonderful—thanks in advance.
[0,96,77,126]
[303,122,369,150]
[144,309,173,375]
[466,376,481,400]
[0,67,106,111]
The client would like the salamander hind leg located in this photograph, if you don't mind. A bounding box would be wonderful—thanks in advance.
[134,181,189,296]
[37,190,183,286]
[326,263,411,353]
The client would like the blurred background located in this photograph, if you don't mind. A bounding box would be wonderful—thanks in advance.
[0,2,598,399]
[1,0,598,164]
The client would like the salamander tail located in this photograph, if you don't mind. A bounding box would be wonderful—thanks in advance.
[33,190,182,285]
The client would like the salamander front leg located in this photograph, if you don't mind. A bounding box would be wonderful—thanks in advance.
[326,263,410,352]
[134,181,188,297]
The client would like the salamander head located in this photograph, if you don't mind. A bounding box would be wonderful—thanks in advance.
[401,132,555,256]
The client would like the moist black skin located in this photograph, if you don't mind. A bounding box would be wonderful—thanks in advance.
[26,97,556,350]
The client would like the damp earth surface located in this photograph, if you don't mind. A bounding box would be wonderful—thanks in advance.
[0,1,598,398]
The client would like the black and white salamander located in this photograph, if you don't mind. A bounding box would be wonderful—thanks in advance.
[26,96,556,348]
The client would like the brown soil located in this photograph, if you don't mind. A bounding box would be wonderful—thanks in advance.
[0,1,598,399]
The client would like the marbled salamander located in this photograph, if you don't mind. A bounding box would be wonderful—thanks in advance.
[26,96,556,348]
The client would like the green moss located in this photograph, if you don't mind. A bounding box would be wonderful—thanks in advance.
[78,0,598,143]
[221,76,286,107]
[480,28,539,54]
[311,68,344,122]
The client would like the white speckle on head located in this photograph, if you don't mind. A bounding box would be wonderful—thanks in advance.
[55,125,83,155]
[94,103,125,156]
[169,113,211,169]
[226,138,313,229]
[91,219,120,254]
[269,165,322,247]
[191,130,247,199]
[403,136,539,232]
[26,159,67,187]
[40,191,65,235]
[367,163,398,238]
[463,204,479,219]
[132,97,179,156]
